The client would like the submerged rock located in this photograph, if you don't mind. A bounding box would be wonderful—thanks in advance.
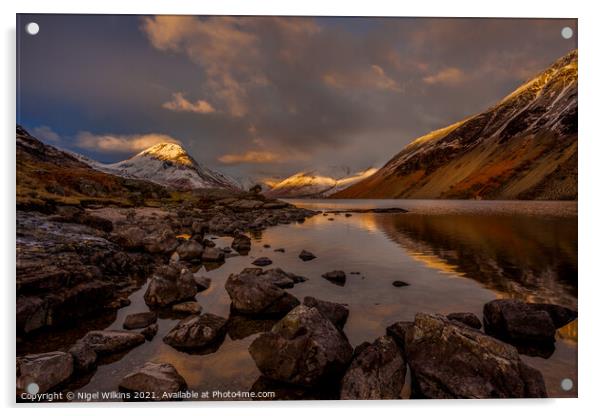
[298,250,316,261]
[141,323,159,340]
[231,234,252,254]
[81,330,145,355]
[321,270,346,285]
[392,280,409,287]
[163,313,227,350]
[193,275,211,291]
[303,296,349,329]
[483,299,576,345]
[252,257,273,267]
[249,305,353,387]
[404,313,547,398]
[119,362,187,401]
[340,336,405,400]
[446,312,482,330]
[172,301,202,315]
[123,312,157,330]
[17,351,74,394]
[201,247,225,263]
[225,268,300,316]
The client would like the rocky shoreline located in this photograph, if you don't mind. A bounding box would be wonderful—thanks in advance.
[16,194,577,401]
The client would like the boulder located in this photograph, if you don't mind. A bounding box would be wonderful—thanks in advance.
[483,299,571,344]
[528,303,578,328]
[80,330,145,355]
[303,296,349,329]
[321,270,346,286]
[141,323,159,340]
[249,305,353,387]
[231,234,252,254]
[119,362,187,400]
[123,312,157,330]
[225,268,300,316]
[68,341,97,373]
[201,247,225,263]
[175,240,203,261]
[163,313,227,350]
[385,321,413,351]
[16,296,47,333]
[143,229,179,254]
[298,250,316,261]
[17,351,74,394]
[144,265,197,307]
[172,301,202,315]
[252,257,273,267]
[193,275,211,291]
[447,312,482,330]
[404,313,547,398]
[340,336,405,399]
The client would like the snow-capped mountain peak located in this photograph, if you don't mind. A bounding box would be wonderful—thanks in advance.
[138,142,194,166]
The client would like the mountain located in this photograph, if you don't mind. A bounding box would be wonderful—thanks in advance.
[16,125,169,209]
[334,50,577,200]
[264,168,377,198]
[77,142,240,191]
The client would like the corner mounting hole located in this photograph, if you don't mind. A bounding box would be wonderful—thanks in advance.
[560,378,574,391]
[561,27,573,40]
[25,22,40,36]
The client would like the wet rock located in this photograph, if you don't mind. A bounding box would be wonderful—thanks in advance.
[175,240,203,261]
[249,305,353,387]
[298,250,316,261]
[193,275,211,292]
[17,351,74,394]
[172,301,202,315]
[231,234,252,253]
[303,296,349,329]
[528,303,578,328]
[81,330,145,355]
[392,280,409,287]
[68,341,97,373]
[123,312,157,330]
[201,247,225,263]
[322,270,346,285]
[141,323,158,340]
[262,268,307,288]
[447,312,482,330]
[252,257,273,267]
[144,265,197,307]
[385,321,413,351]
[143,229,179,254]
[404,313,547,398]
[225,268,300,316]
[202,238,216,248]
[340,336,405,400]
[163,313,227,350]
[119,362,187,401]
[483,299,562,344]
[274,248,285,253]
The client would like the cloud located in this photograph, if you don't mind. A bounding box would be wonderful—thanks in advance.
[162,92,215,114]
[323,64,402,92]
[32,125,60,142]
[218,150,282,165]
[423,67,466,86]
[75,131,181,154]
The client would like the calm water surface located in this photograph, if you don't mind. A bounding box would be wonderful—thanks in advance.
[73,199,577,399]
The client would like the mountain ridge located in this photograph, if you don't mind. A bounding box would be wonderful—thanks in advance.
[333,50,577,200]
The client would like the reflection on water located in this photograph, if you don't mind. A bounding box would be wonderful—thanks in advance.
[68,199,576,399]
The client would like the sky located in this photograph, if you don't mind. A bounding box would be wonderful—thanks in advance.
[17,15,577,185]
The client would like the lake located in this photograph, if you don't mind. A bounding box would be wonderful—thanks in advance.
[72,199,577,399]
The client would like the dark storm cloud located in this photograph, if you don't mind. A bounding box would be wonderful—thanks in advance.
[17,14,577,181]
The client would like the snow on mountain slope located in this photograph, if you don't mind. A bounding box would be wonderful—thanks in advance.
[74,142,240,191]
[265,168,377,198]
[334,50,577,200]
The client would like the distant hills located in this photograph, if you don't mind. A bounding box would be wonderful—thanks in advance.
[334,50,577,200]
